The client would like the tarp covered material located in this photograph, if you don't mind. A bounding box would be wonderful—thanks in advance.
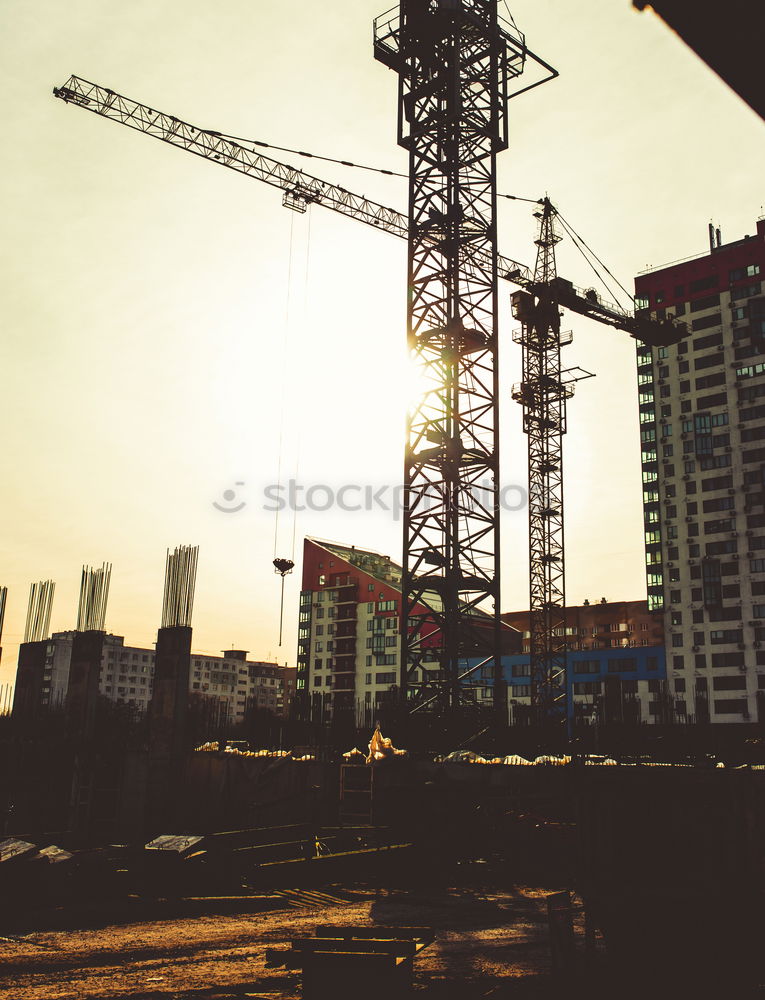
[533,755,572,766]
[144,834,203,853]
[441,751,571,766]
[35,845,73,864]
[193,743,293,759]
[0,839,37,863]
[366,726,407,764]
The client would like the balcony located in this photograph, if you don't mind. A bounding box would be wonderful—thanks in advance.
[335,603,357,621]
[332,677,356,692]
[335,637,357,656]
[333,653,356,673]
[335,583,358,602]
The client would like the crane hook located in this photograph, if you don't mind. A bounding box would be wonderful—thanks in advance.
[273,558,295,647]
[273,558,295,577]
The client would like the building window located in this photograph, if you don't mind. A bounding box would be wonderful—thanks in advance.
[714,699,748,715]
[710,629,742,644]
[607,658,636,673]
[730,264,761,282]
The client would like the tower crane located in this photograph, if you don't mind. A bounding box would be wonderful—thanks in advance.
[53,21,683,724]
[510,199,590,729]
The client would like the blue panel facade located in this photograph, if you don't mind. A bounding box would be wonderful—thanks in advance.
[468,646,667,719]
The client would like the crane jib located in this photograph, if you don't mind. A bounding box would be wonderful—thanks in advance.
[52,75,686,347]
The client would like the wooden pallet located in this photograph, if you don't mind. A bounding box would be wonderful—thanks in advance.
[267,924,434,999]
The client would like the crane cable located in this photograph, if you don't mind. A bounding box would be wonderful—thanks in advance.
[272,213,299,646]
[272,207,313,645]
[202,127,540,205]
[290,207,312,565]
[273,211,295,562]
[554,209,636,311]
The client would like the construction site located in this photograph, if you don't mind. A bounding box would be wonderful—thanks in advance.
[2,0,765,996]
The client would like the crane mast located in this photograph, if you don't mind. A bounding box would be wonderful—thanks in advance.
[512,199,577,728]
[373,0,535,714]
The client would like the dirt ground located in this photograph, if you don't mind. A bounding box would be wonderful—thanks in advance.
[0,883,581,1000]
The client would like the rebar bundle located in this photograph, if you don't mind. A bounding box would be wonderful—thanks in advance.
[0,586,7,644]
[76,563,111,632]
[23,580,55,643]
[0,683,13,715]
[161,545,199,629]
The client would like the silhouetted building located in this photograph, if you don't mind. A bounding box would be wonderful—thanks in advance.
[635,216,765,723]
[23,631,292,724]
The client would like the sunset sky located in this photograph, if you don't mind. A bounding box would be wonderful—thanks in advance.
[1,0,763,685]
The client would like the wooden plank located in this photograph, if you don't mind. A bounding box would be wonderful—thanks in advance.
[547,890,576,975]
[313,924,434,941]
[292,938,418,955]
[302,950,400,967]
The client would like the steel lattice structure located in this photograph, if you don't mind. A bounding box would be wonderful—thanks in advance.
[512,200,572,722]
[53,75,538,283]
[374,0,528,712]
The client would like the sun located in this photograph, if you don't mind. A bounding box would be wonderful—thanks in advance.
[390,352,441,420]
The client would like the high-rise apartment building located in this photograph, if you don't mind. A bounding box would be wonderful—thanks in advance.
[297,537,521,718]
[635,217,765,724]
[297,538,406,719]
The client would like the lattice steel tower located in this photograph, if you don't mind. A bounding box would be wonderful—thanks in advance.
[374,0,528,712]
[511,199,571,724]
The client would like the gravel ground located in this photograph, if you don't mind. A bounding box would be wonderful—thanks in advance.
[0,884,577,1000]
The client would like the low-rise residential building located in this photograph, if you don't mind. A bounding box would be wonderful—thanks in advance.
[35,631,293,724]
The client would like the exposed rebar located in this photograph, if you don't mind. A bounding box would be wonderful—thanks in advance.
[0,586,7,645]
[161,545,199,629]
[23,580,55,644]
[0,683,13,716]
[76,563,111,632]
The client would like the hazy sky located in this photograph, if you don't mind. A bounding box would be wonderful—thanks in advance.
[1,0,763,684]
